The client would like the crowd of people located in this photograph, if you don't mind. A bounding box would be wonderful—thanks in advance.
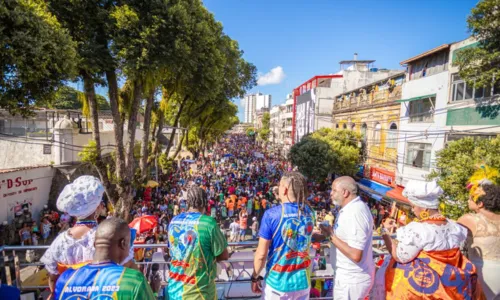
[1,133,498,299]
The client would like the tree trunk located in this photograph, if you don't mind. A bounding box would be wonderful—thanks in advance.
[106,70,126,181]
[173,133,186,159]
[117,79,142,221]
[83,73,116,205]
[140,89,155,180]
[165,95,189,154]
[149,110,164,165]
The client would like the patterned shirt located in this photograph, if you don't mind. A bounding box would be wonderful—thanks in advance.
[259,203,315,292]
[54,262,155,300]
[168,212,227,300]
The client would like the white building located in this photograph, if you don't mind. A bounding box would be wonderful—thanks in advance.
[0,109,145,169]
[293,55,402,143]
[256,94,272,111]
[242,93,271,123]
[395,39,500,189]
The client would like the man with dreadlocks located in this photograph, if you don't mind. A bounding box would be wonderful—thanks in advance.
[167,185,229,300]
[251,171,316,299]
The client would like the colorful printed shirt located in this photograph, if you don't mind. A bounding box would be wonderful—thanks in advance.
[259,203,315,292]
[168,212,227,300]
[54,262,154,300]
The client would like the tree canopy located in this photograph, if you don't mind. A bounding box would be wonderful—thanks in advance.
[289,128,362,181]
[428,136,500,219]
[257,112,271,143]
[0,0,77,116]
[455,0,500,89]
[50,86,110,110]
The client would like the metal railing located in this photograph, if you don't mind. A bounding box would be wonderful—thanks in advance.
[0,237,391,297]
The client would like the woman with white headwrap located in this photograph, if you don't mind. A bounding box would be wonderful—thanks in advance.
[371,180,484,299]
[40,176,135,297]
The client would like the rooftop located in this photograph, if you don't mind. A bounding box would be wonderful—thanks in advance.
[339,59,376,64]
[400,44,451,65]
[337,71,406,97]
[0,165,51,174]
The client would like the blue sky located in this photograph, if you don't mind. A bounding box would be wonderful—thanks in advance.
[203,0,478,121]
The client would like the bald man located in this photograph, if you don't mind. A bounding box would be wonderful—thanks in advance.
[54,218,155,300]
[320,176,374,300]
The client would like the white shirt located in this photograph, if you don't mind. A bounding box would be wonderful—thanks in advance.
[395,220,467,263]
[229,222,240,234]
[330,196,374,283]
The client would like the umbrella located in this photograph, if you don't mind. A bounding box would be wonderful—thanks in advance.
[223,153,234,157]
[129,215,158,233]
[145,180,159,188]
[183,159,195,163]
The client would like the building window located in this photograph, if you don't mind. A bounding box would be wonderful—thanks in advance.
[351,123,356,131]
[451,74,498,101]
[406,143,432,169]
[386,123,398,148]
[373,123,381,145]
[409,97,435,123]
[335,124,339,129]
[343,123,347,129]
[361,123,367,139]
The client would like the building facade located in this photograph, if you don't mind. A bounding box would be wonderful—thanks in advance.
[292,55,403,144]
[395,44,452,191]
[242,93,271,124]
[332,72,406,187]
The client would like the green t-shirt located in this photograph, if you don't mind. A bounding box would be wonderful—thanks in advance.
[168,212,227,300]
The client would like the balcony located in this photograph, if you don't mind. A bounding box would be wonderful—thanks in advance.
[334,85,402,112]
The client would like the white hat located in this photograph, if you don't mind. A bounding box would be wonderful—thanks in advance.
[252,217,257,221]
[57,176,104,218]
[403,180,443,210]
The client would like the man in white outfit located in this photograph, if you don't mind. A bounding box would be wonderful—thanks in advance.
[320,176,374,300]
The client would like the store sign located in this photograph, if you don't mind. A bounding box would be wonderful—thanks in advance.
[370,167,395,187]
[0,176,38,198]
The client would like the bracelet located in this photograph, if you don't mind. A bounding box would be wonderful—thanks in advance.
[251,275,263,282]
[381,228,390,236]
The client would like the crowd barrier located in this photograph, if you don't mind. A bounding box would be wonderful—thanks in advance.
[0,236,391,299]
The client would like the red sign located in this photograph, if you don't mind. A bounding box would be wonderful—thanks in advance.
[369,167,395,187]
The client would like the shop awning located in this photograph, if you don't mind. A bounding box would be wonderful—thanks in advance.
[386,186,412,206]
[395,93,436,103]
[358,178,392,202]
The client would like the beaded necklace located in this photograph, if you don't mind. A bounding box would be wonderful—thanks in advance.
[418,214,447,223]
[74,220,98,228]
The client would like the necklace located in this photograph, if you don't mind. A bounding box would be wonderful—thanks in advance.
[74,220,98,228]
[418,214,446,223]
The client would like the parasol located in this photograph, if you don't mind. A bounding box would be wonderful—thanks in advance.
[145,180,159,188]
[129,215,157,233]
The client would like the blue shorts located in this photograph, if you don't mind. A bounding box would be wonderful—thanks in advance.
[239,229,246,236]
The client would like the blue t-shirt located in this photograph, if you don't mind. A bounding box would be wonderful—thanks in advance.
[259,203,315,292]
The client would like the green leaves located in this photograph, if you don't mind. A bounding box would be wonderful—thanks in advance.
[288,128,362,181]
[428,136,500,219]
[0,0,77,116]
[455,0,500,89]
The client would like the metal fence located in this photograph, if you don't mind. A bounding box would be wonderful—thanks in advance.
[0,237,390,299]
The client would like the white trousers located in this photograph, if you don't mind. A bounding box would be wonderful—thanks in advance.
[333,277,373,300]
[262,284,310,300]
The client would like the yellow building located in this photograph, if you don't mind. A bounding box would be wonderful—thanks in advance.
[332,71,405,187]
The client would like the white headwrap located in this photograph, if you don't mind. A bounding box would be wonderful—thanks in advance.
[403,180,443,209]
[57,175,104,218]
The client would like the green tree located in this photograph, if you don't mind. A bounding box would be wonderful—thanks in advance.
[257,112,271,143]
[455,0,500,89]
[288,136,335,181]
[428,136,500,219]
[288,128,362,181]
[246,127,256,137]
[51,86,110,110]
[0,0,77,116]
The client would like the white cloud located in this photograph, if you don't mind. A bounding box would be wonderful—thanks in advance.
[257,66,285,86]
